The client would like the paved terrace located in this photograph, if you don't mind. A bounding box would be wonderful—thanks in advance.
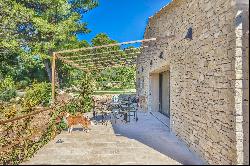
[22,112,205,165]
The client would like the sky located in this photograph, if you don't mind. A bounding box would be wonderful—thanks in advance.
[77,0,171,45]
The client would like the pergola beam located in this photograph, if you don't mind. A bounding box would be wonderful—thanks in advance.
[80,63,136,71]
[57,56,136,71]
[58,47,145,59]
[55,38,156,54]
[72,51,140,63]
[56,49,140,69]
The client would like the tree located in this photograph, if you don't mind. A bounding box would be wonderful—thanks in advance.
[91,33,117,46]
[0,0,32,54]
[0,0,33,80]
[0,0,98,81]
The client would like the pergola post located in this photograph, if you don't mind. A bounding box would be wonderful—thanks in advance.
[51,52,56,104]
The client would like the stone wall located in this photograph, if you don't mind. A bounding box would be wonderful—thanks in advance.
[137,0,249,164]
[236,1,249,164]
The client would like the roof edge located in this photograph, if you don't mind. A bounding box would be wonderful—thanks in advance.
[144,0,181,39]
[149,0,180,20]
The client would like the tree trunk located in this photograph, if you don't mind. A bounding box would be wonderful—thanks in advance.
[44,59,52,82]
[44,57,60,89]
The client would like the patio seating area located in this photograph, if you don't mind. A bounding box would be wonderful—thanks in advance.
[92,94,138,125]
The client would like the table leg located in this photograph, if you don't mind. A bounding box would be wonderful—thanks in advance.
[101,112,104,125]
[128,111,131,120]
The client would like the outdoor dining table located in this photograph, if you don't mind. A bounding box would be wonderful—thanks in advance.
[109,101,137,123]
[92,100,112,125]
[92,99,138,125]
[109,101,123,123]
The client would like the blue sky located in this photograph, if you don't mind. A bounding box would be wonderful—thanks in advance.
[78,0,171,44]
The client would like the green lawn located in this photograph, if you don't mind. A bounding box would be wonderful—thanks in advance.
[93,89,136,95]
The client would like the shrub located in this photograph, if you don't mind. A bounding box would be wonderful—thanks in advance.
[63,99,80,115]
[22,82,51,111]
[0,89,16,102]
[2,104,18,119]
[16,78,30,90]
[61,73,95,115]
[77,73,95,113]
[0,77,16,101]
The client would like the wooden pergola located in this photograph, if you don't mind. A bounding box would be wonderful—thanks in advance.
[51,37,162,103]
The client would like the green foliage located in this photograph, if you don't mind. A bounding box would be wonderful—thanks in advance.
[56,117,68,131]
[16,78,30,90]
[89,33,136,91]
[0,0,33,54]
[94,66,136,90]
[78,73,95,112]
[2,104,18,119]
[61,99,79,115]
[0,0,98,83]
[0,76,15,92]
[62,73,95,115]
[3,0,98,57]
[0,76,17,101]
[22,82,51,111]
[57,62,85,89]
[91,33,117,46]
[0,89,16,102]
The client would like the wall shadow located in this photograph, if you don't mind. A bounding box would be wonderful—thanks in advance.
[111,112,205,165]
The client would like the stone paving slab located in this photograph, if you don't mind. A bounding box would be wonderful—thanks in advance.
[21,112,205,165]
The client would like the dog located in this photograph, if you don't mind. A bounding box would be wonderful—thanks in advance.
[60,112,94,133]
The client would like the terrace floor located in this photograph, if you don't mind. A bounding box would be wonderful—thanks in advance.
[21,111,205,165]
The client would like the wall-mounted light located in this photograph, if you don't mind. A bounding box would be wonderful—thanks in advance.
[159,52,164,59]
[141,66,144,72]
[185,27,192,40]
[150,60,153,66]
[159,51,167,61]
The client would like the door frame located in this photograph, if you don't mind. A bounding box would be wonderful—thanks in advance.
[158,70,170,118]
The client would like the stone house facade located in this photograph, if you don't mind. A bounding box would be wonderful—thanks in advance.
[136,0,249,164]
